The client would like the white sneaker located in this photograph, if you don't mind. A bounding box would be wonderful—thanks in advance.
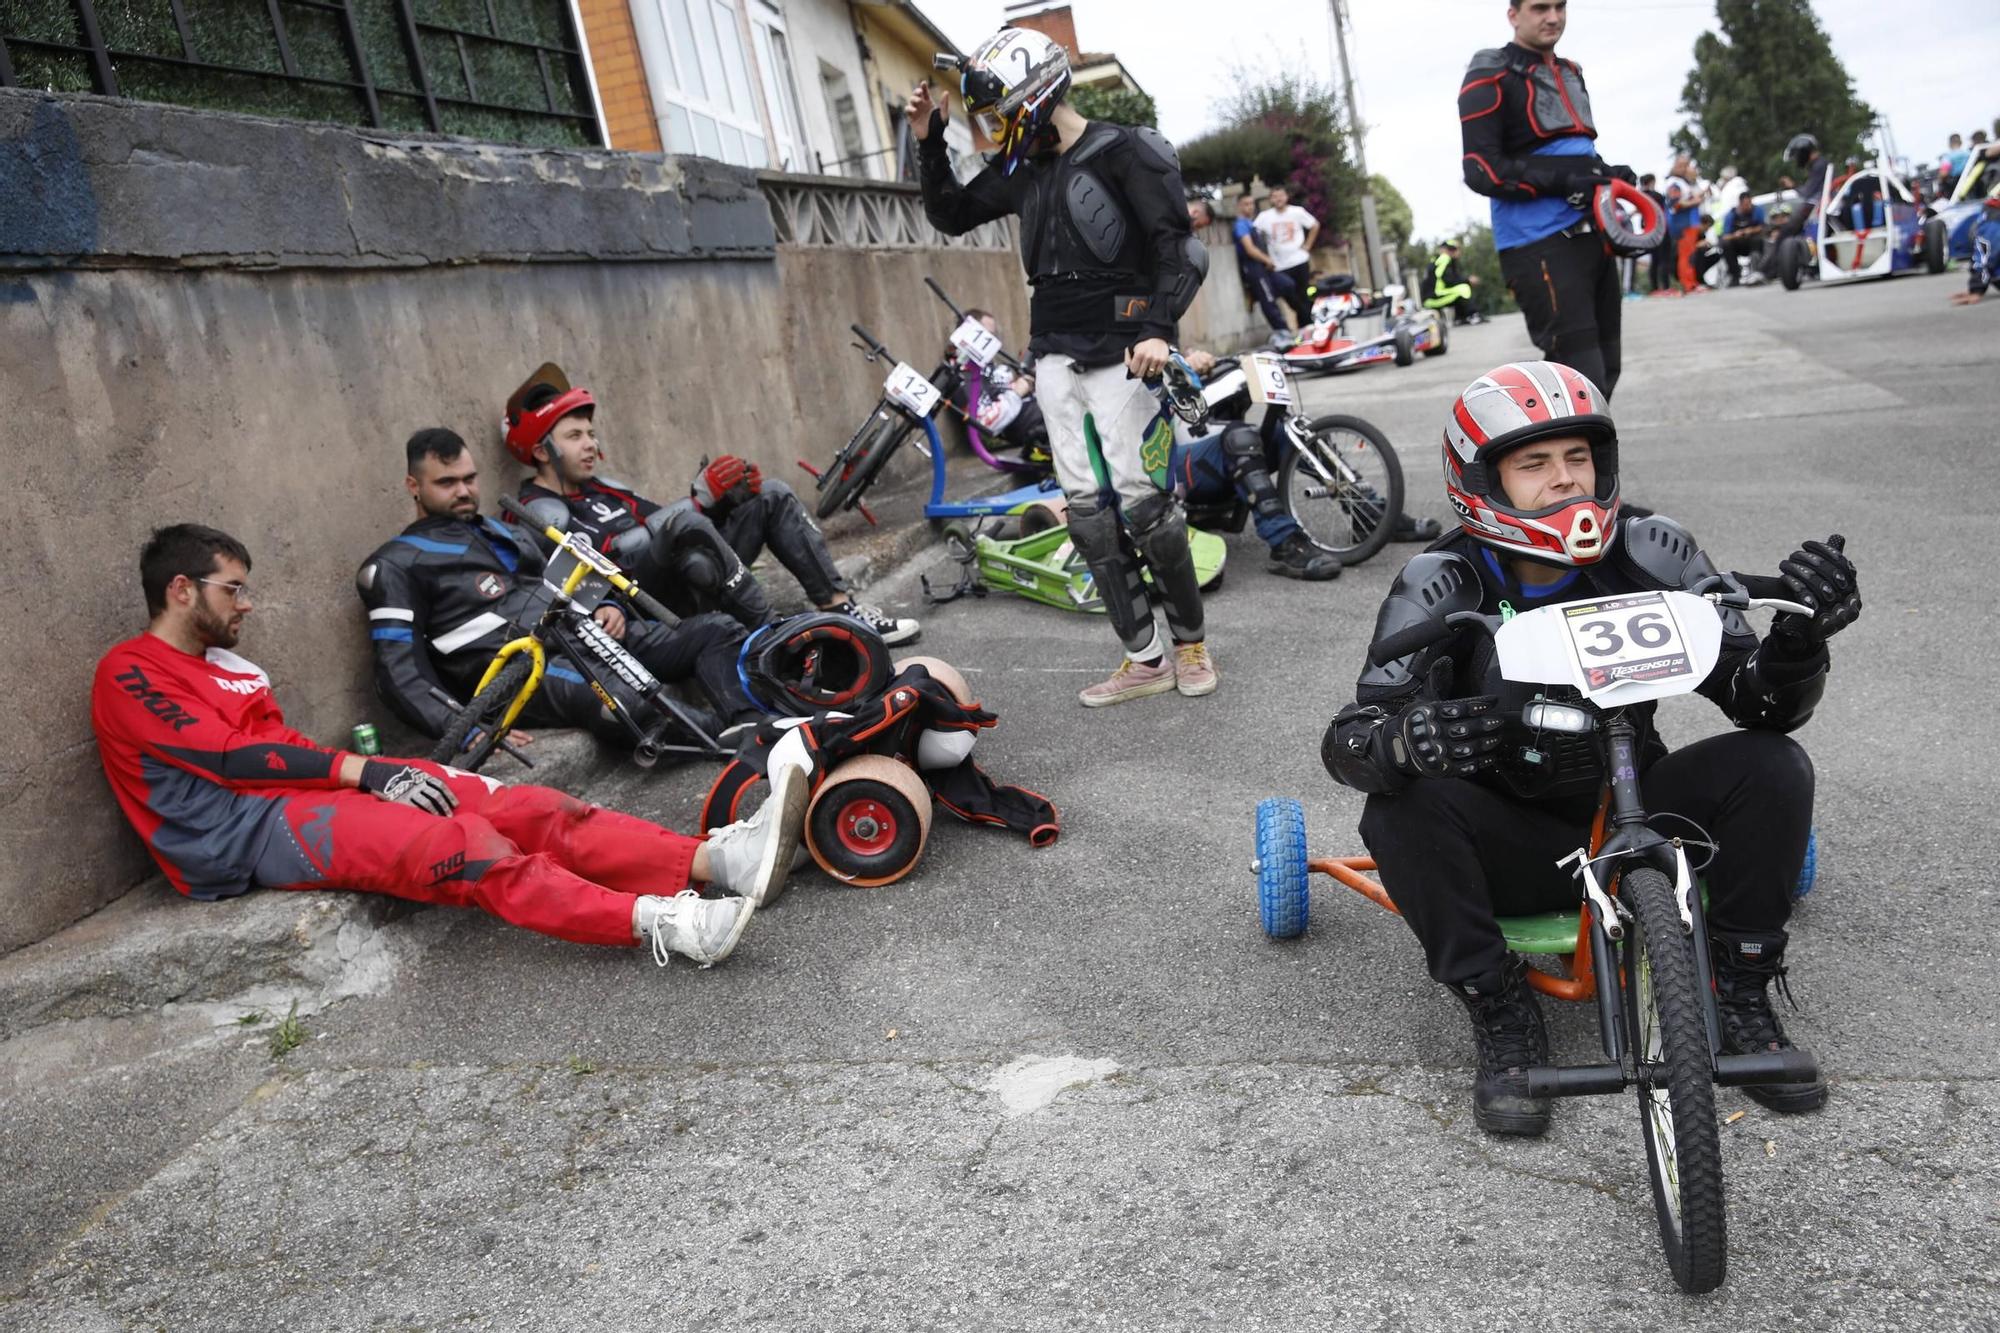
[837,599,921,647]
[638,891,753,968]
[703,760,809,907]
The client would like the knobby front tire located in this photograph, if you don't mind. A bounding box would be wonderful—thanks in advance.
[816,411,905,519]
[429,654,534,774]
[1281,415,1404,567]
[1621,865,1729,1295]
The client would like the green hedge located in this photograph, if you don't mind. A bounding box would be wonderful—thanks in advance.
[2,0,596,147]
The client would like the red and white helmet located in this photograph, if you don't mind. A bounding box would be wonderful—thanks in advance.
[1442,361,1620,567]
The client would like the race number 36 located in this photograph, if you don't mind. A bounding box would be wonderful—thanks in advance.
[1246,353,1294,407]
[883,362,943,418]
[1562,591,1693,689]
[949,318,1004,367]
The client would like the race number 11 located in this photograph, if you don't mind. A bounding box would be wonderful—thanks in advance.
[1562,591,1694,690]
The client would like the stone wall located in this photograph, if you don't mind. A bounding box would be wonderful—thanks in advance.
[0,89,1029,953]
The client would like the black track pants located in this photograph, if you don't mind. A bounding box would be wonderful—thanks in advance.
[1357,730,1813,987]
[1500,228,1624,398]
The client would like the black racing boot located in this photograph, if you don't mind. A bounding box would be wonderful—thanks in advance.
[1267,532,1341,581]
[1391,513,1444,543]
[1447,954,1552,1137]
[1712,930,1827,1113]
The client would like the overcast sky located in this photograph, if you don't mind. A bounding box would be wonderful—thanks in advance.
[909,0,2000,237]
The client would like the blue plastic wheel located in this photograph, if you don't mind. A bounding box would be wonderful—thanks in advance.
[1255,798,1310,939]
[1793,825,1819,899]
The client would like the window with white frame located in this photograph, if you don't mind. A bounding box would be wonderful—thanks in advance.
[629,0,769,168]
[748,1,810,173]
[819,62,868,177]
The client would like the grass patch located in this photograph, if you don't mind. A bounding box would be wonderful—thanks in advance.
[268,999,305,1059]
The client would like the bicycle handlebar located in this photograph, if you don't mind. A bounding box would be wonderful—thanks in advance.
[497,495,679,625]
[850,323,890,359]
[924,275,966,322]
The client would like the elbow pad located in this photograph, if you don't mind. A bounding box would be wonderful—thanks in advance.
[520,496,572,536]
[1728,649,1827,733]
[1321,704,1408,795]
[1166,234,1209,320]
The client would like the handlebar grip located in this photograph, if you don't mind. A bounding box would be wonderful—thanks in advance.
[497,495,544,530]
[924,276,965,321]
[626,586,678,626]
[1368,619,1455,668]
[850,323,889,356]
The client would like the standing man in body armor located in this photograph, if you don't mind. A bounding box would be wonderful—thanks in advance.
[1459,0,1635,397]
[907,27,1216,707]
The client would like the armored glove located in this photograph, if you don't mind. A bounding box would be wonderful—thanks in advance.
[359,760,458,817]
[1767,535,1861,657]
[693,455,763,511]
[1387,696,1506,781]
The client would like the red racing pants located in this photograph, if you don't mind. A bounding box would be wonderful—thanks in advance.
[254,765,698,947]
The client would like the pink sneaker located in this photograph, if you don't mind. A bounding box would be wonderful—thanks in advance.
[1078,655,1177,708]
[1174,642,1218,697]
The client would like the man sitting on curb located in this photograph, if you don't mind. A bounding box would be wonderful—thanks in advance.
[506,369,918,646]
[359,428,761,746]
[1423,238,1485,325]
[96,525,810,968]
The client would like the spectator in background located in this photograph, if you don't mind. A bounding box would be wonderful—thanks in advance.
[1253,186,1321,328]
[1422,237,1485,325]
[1939,133,1969,197]
[1641,173,1673,295]
[1218,195,1298,349]
[1719,192,1769,286]
[1712,163,1749,220]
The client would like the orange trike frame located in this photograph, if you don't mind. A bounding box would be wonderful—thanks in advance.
[1313,798,1613,1003]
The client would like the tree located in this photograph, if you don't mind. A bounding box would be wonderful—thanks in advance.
[1178,70,1363,244]
[1070,85,1156,130]
[1370,175,1413,252]
[1674,0,1874,187]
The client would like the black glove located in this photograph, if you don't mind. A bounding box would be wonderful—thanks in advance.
[359,760,459,817]
[1768,534,1861,655]
[1608,163,1637,186]
[1385,697,1506,780]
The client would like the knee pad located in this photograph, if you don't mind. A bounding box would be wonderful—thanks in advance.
[679,546,725,593]
[1065,495,1126,563]
[1126,490,1184,547]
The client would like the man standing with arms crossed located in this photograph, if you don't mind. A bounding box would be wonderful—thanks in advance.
[907,27,1215,707]
[1253,186,1321,330]
[1459,0,1634,396]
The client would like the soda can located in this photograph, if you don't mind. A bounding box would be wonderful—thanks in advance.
[351,723,381,756]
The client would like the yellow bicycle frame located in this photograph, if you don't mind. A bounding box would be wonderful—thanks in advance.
[468,521,651,734]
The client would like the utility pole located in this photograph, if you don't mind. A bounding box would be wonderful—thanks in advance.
[1329,0,1387,292]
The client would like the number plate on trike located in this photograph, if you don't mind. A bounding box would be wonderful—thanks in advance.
[883,362,943,417]
[949,317,1005,367]
[1245,353,1294,406]
[1496,589,1725,705]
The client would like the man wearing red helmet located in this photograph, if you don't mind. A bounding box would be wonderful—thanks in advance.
[358,428,759,746]
[1323,361,1862,1137]
[506,378,918,645]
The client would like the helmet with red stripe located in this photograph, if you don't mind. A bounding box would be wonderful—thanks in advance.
[1442,361,1620,567]
[503,367,596,466]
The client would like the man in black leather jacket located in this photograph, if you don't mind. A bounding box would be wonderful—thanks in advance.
[1322,362,1862,1137]
[908,26,1215,708]
[357,428,757,743]
[504,377,918,646]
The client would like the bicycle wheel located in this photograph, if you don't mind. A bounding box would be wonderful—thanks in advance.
[429,654,534,773]
[816,409,906,519]
[1621,865,1728,1294]
[1281,414,1404,566]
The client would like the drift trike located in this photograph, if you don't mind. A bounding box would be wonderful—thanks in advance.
[1253,579,1824,1294]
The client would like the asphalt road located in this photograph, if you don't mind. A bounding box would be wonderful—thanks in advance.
[7,272,1998,1330]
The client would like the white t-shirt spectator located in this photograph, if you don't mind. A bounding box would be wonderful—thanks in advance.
[1253,204,1317,270]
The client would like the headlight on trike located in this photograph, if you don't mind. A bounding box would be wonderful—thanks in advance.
[1523,700,1594,734]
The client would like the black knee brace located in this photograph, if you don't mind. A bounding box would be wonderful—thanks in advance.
[1221,423,1286,524]
[1126,491,1205,643]
[1066,495,1155,653]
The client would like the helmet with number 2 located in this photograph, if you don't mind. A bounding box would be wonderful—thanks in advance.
[1442,361,1620,568]
[959,27,1071,176]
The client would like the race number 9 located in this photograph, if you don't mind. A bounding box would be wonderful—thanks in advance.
[1246,352,1294,407]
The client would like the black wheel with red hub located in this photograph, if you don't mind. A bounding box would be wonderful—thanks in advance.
[806,755,932,886]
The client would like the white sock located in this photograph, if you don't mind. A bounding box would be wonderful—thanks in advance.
[1128,627,1164,667]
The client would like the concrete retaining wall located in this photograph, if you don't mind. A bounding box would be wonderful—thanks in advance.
[0,89,1029,954]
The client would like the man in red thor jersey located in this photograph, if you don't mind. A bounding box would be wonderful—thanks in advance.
[91,524,809,968]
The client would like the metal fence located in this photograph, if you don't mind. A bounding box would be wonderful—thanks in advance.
[0,0,601,148]
[760,171,1014,251]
